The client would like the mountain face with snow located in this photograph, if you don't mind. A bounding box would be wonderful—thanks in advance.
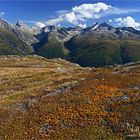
[0,19,140,66]
[0,19,34,55]
[37,25,82,42]
[0,19,37,45]
[34,25,82,58]
[64,22,140,66]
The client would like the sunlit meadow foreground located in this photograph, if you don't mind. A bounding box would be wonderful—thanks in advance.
[0,55,139,140]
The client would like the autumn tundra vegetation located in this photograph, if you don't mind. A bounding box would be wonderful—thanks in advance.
[0,55,139,140]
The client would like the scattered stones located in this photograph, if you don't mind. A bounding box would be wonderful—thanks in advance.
[112,95,129,102]
[16,102,31,111]
[130,85,140,90]
[80,78,86,81]
[57,67,66,72]
[39,124,48,134]
[61,122,72,129]
[16,96,36,111]
[44,81,78,97]
[124,62,137,66]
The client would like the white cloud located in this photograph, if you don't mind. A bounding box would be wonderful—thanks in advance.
[56,10,68,15]
[45,2,114,27]
[45,17,63,25]
[111,9,140,15]
[63,12,77,24]
[109,19,112,23]
[23,2,140,28]
[66,2,113,24]
[72,3,112,19]
[114,16,140,29]
[35,22,45,28]
[78,23,87,28]
[0,12,5,17]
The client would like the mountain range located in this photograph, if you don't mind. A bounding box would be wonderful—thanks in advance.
[0,18,140,67]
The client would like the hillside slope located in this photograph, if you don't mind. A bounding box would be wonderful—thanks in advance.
[0,55,139,139]
[0,27,33,55]
[33,23,140,67]
[65,23,140,67]
[0,19,37,45]
[65,38,140,67]
[34,25,81,59]
[35,32,69,58]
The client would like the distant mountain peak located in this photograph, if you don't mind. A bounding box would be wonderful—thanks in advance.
[16,21,27,28]
[91,22,99,30]
[67,26,82,32]
[97,22,114,30]
[83,22,99,32]
[93,22,99,26]
[40,25,58,33]
[116,26,140,35]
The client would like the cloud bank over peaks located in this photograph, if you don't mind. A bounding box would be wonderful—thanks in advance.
[45,2,114,28]
[23,2,140,29]
[114,16,140,30]
[72,3,112,19]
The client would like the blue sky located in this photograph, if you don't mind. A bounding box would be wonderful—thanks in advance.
[1,0,140,29]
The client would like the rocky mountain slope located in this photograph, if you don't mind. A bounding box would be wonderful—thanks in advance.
[0,19,140,67]
[65,22,140,66]
[0,55,139,139]
[34,25,82,58]
[32,22,140,67]
[0,19,37,45]
[0,26,33,55]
